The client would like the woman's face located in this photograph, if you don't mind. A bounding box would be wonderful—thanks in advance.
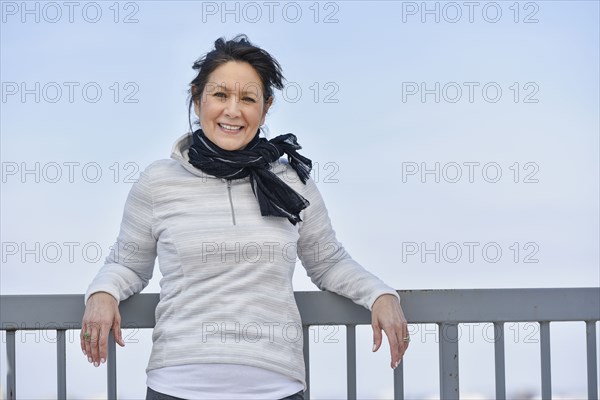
[194,61,272,151]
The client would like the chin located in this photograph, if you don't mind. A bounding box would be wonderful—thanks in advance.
[217,139,246,152]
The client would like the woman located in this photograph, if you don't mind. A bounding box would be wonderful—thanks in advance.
[81,34,409,400]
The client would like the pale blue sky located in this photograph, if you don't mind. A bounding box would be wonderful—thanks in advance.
[1,1,599,398]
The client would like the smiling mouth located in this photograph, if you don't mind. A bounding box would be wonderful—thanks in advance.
[218,123,244,132]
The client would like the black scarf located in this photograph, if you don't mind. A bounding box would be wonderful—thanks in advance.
[187,128,312,225]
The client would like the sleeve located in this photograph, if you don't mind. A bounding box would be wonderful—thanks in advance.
[297,177,401,311]
[84,165,158,306]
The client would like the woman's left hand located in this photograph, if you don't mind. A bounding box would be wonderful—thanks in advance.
[371,294,409,369]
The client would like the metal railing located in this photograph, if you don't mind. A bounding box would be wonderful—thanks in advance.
[1,288,599,399]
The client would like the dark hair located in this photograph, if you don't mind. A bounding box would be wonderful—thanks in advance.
[187,34,285,134]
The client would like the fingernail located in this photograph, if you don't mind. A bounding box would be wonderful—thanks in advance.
[394,360,401,369]
[82,349,86,356]
[101,358,106,364]
[372,343,376,352]
[94,361,99,367]
[88,356,92,363]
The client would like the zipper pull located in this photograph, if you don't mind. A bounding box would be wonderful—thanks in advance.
[226,179,236,225]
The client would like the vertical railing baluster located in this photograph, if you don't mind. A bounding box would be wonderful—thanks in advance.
[586,321,598,400]
[57,329,67,399]
[539,321,552,399]
[107,331,117,399]
[493,322,506,400]
[393,357,405,400]
[302,325,311,400]
[7,330,16,400]
[439,322,459,400]
[346,324,357,400]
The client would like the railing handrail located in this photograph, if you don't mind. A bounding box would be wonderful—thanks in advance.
[1,287,599,329]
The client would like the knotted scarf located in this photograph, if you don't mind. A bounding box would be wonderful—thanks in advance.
[187,128,312,225]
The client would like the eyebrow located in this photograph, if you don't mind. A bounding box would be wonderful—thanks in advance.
[213,83,260,95]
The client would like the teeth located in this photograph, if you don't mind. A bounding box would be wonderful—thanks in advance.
[219,123,242,130]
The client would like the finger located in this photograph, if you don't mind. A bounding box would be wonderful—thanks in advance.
[396,328,407,362]
[394,328,406,367]
[384,326,401,369]
[372,321,382,352]
[113,314,125,347]
[394,324,410,365]
[395,334,410,371]
[80,324,86,356]
[89,324,101,367]
[82,324,94,364]
[400,326,410,356]
[98,324,110,365]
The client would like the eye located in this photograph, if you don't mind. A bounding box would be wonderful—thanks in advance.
[213,92,227,99]
[243,97,256,103]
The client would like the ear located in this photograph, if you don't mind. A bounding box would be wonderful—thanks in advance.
[193,99,201,118]
[192,85,201,118]
[260,96,274,126]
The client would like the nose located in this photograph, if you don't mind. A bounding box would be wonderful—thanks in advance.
[224,96,241,118]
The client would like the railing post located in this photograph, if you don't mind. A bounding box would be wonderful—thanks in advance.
[57,329,67,399]
[540,321,552,399]
[493,322,506,400]
[586,321,598,400]
[346,324,357,400]
[6,330,16,400]
[439,322,459,399]
[107,331,117,399]
[302,325,311,400]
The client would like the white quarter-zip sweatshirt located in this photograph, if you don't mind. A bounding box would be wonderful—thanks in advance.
[84,132,401,392]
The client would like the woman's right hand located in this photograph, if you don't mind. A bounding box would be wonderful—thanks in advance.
[81,292,126,367]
